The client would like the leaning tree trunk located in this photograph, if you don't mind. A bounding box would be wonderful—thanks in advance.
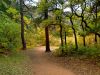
[20,0,26,50]
[44,0,50,52]
[70,17,78,50]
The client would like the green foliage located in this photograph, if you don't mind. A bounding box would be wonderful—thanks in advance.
[79,30,87,36]
[38,0,51,13]
[0,13,21,51]
[53,45,75,56]
[77,46,100,58]
[6,7,18,15]
[6,7,19,19]
[54,45,100,59]
[0,0,9,12]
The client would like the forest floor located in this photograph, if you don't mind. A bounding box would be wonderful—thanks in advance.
[24,46,100,75]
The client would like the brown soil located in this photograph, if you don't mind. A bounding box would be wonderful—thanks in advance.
[25,46,100,75]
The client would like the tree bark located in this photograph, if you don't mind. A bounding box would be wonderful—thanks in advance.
[70,17,78,49]
[60,25,64,47]
[59,24,64,52]
[95,4,98,44]
[83,36,86,46]
[81,22,86,46]
[45,26,50,52]
[44,0,50,52]
[20,0,26,50]
[95,34,97,43]
[74,11,100,37]
[64,31,67,45]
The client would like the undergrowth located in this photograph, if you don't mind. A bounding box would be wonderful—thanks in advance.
[54,45,100,59]
[0,51,32,75]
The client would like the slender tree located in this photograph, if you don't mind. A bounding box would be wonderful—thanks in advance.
[95,2,98,44]
[20,0,26,50]
[60,24,64,48]
[70,16,78,49]
[64,31,67,45]
[70,4,78,49]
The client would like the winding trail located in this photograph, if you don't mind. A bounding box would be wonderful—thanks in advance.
[25,46,76,75]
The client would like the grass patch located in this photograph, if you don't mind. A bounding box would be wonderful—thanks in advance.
[0,51,32,75]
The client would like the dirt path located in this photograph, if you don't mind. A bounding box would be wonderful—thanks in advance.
[25,46,100,75]
[25,47,76,75]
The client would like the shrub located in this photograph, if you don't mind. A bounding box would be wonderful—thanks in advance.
[54,45,100,59]
[53,45,75,56]
[78,46,100,58]
[0,13,21,51]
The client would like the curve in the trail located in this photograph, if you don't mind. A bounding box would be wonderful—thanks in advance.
[26,47,76,75]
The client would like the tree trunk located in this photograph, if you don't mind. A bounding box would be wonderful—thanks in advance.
[95,4,98,44]
[60,25,64,52]
[45,26,50,52]
[95,34,97,43]
[60,25,64,47]
[83,36,86,46]
[44,0,50,52]
[64,31,67,45]
[70,17,78,49]
[20,0,26,50]
[81,22,86,46]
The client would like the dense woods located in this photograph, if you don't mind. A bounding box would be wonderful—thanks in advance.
[1,0,100,75]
